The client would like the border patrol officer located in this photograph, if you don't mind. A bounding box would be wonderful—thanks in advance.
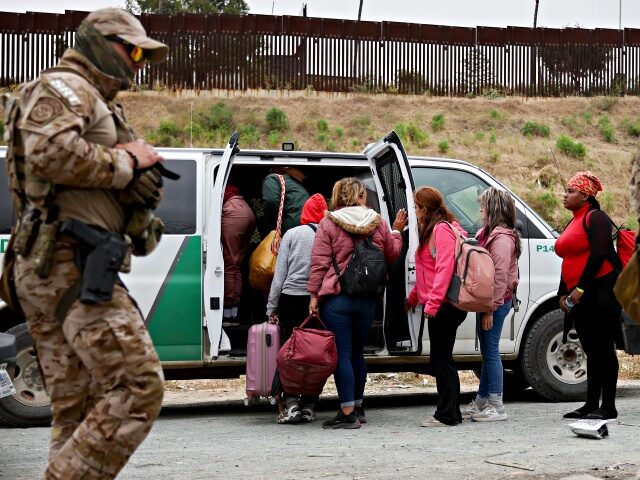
[3,9,169,479]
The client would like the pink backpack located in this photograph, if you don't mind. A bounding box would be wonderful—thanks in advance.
[432,222,495,312]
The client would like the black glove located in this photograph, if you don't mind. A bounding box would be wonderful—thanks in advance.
[119,167,163,210]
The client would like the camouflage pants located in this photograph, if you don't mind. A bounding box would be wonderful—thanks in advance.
[14,243,164,480]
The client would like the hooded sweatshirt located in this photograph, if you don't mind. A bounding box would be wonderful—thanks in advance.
[477,225,520,312]
[307,206,403,300]
[266,194,327,315]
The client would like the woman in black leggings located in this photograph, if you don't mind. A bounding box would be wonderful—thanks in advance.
[555,171,622,420]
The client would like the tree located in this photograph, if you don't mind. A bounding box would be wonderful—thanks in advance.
[539,44,614,95]
[125,0,249,15]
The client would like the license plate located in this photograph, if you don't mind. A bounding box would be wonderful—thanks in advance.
[0,363,16,399]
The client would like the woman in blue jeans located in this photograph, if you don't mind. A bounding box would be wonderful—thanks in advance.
[467,188,521,422]
[307,178,406,429]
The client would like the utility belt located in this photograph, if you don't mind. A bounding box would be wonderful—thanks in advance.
[13,207,131,312]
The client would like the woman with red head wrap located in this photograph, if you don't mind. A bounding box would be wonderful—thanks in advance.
[554,171,622,421]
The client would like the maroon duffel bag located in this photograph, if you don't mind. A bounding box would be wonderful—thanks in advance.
[276,313,338,396]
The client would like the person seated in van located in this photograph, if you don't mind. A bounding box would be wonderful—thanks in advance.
[404,186,467,427]
[266,193,328,424]
[466,188,521,422]
[261,166,310,240]
[308,178,407,429]
[221,182,256,322]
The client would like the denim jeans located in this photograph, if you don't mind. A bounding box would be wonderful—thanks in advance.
[320,294,377,408]
[477,299,512,399]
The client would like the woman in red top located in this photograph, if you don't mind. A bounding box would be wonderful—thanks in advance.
[405,187,467,427]
[555,171,622,420]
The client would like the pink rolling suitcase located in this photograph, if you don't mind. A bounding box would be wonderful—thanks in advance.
[244,320,280,406]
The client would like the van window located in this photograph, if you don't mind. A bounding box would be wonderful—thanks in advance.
[0,158,14,234]
[411,167,488,236]
[154,159,197,234]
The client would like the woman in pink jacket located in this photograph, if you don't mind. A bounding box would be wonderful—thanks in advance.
[405,186,467,427]
[308,178,407,429]
[466,188,521,422]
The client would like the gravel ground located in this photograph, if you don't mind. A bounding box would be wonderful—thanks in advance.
[2,380,640,480]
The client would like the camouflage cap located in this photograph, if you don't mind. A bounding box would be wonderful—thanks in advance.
[84,8,168,63]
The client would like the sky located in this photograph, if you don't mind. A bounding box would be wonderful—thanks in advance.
[3,0,640,30]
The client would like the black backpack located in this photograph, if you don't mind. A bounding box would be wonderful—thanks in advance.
[332,236,387,296]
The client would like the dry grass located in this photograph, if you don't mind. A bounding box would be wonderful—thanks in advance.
[118,91,640,230]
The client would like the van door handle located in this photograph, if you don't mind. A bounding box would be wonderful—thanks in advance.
[215,266,223,277]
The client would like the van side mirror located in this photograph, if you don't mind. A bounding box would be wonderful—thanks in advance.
[515,219,524,235]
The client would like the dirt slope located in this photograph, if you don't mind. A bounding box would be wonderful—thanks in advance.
[119,91,640,230]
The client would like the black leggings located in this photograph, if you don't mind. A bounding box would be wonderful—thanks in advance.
[428,302,467,425]
[570,272,621,410]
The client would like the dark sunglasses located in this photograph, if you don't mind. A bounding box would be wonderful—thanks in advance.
[105,35,151,63]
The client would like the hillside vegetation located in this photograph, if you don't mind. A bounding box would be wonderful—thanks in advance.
[3,91,639,230]
[118,91,639,231]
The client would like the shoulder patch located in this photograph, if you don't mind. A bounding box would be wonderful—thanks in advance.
[49,78,81,106]
[28,97,64,126]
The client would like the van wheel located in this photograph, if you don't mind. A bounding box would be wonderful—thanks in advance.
[522,309,588,401]
[0,323,52,427]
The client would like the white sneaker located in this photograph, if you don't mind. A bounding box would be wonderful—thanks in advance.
[471,405,508,422]
[463,399,487,418]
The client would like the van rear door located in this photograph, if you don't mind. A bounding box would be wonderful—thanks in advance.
[203,133,239,358]
[363,132,422,354]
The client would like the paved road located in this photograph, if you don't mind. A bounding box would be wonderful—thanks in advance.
[2,383,640,480]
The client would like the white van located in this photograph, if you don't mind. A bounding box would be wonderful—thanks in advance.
[0,132,607,427]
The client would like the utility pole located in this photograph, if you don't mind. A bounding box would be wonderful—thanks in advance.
[352,0,364,83]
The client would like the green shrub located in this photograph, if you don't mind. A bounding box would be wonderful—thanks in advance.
[317,133,327,142]
[489,130,497,143]
[561,115,584,136]
[522,121,550,138]
[437,140,450,153]
[597,116,616,143]
[431,114,445,132]
[489,109,503,120]
[152,119,184,147]
[317,119,329,132]
[239,123,261,147]
[326,140,337,151]
[525,190,559,223]
[592,95,618,112]
[475,130,485,141]
[395,122,429,147]
[267,130,281,147]
[556,135,586,159]
[199,102,234,132]
[335,127,344,138]
[350,138,361,148]
[600,191,615,212]
[266,108,289,132]
[582,111,593,124]
[351,115,371,129]
[623,118,640,137]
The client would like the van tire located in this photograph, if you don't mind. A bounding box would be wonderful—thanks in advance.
[521,309,588,402]
[0,323,52,427]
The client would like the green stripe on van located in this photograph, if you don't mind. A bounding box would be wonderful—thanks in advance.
[148,236,202,362]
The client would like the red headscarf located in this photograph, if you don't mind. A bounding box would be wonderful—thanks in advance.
[567,171,602,197]
[300,193,327,225]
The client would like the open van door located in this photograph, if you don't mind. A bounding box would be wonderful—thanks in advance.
[363,132,422,354]
[203,132,239,358]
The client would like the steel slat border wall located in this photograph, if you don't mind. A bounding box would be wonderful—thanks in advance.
[1,10,640,96]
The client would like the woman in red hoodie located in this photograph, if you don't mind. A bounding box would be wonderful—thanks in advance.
[405,186,467,427]
[555,171,622,420]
